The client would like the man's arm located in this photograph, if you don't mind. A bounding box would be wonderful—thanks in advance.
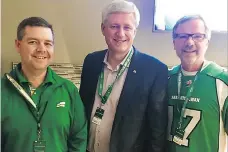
[218,72,228,134]
[79,54,90,104]
[68,87,88,152]
[223,97,228,134]
[147,63,168,152]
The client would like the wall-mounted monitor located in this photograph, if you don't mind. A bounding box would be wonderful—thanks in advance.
[153,0,227,32]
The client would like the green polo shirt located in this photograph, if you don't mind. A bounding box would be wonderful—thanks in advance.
[15,66,54,105]
[1,63,87,152]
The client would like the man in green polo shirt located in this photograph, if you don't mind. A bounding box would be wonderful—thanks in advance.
[1,17,87,152]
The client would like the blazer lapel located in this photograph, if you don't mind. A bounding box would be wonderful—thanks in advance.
[112,48,140,129]
[87,50,107,119]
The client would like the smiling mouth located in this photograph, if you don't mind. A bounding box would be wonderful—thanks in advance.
[114,39,127,43]
[183,50,196,53]
[34,56,47,59]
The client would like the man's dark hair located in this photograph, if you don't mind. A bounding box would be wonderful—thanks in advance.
[17,17,54,40]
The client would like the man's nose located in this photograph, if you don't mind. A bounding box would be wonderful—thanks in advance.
[185,44,194,49]
[37,43,46,52]
[117,28,125,37]
[185,36,195,44]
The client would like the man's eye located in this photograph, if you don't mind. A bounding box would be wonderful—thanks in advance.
[45,43,53,46]
[124,26,131,30]
[179,35,188,39]
[111,25,118,29]
[194,35,203,39]
[28,41,37,44]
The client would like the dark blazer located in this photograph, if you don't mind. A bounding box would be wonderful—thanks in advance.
[80,47,168,152]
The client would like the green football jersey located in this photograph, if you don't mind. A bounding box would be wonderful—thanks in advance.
[167,62,228,152]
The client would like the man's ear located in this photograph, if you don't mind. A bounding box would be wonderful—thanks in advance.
[133,28,137,37]
[173,40,176,50]
[15,39,21,53]
[101,23,105,36]
[206,39,210,46]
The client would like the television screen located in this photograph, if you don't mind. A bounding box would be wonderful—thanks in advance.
[153,0,227,32]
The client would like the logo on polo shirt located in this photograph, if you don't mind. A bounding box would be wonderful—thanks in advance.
[56,102,65,108]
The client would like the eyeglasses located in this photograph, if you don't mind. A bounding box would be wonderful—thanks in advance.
[174,33,206,42]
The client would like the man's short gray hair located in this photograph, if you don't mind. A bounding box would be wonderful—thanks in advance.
[172,15,211,41]
[102,0,140,28]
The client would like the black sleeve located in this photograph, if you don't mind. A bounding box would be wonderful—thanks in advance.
[79,53,91,104]
[223,96,228,134]
[147,63,168,152]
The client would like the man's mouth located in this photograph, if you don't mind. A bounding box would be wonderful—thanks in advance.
[114,39,127,43]
[183,50,196,53]
[33,56,47,59]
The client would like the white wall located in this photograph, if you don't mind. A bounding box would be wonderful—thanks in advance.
[2,0,227,74]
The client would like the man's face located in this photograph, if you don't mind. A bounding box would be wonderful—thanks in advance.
[15,26,54,72]
[173,19,209,67]
[101,12,137,54]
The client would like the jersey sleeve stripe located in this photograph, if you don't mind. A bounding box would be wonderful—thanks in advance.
[216,79,228,152]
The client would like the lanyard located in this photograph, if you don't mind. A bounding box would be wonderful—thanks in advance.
[98,49,133,105]
[6,74,48,140]
[177,68,200,129]
[6,74,36,108]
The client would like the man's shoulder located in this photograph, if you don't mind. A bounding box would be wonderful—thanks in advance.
[1,74,7,81]
[203,62,228,85]
[1,74,9,88]
[168,65,180,77]
[89,49,107,55]
[1,71,17,86]
[82,49,107,66]
[50,69,78,90]
[1,73,18,98]
[135,50,167,68]
[86,49,107,59]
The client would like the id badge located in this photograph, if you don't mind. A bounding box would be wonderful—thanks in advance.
[92,107,104,125]
[33,140,46,152]
[92,116,102,125]
[173,128,185,145]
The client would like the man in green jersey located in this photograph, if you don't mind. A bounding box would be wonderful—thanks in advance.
[167,15,228,152]
[1,17,87,152]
